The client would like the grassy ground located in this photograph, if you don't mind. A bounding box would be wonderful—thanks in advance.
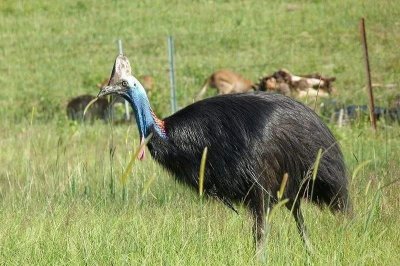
[1,0,400,264]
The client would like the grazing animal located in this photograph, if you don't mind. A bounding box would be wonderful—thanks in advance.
[195,69,254,100]
[98,55,352,256]
[66,94,110,122]
[256,69,336,98]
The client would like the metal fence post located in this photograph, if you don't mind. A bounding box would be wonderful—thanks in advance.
[168,36,177,113]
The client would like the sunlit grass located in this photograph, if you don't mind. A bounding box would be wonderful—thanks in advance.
[1,119,399,264]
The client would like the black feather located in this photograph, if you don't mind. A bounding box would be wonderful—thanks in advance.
[148,92,349,210]
[144,91,351,252]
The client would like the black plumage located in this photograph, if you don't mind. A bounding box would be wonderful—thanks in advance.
[150,93,348,207]
[149,93,351,249]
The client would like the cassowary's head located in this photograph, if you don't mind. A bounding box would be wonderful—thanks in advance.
[98,54,148,104]
[98,73,147,101]
[97,55,153,160]
[98,54,145,99]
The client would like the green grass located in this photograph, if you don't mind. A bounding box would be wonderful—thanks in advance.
[1,121,399,264]
[1,0,400,264]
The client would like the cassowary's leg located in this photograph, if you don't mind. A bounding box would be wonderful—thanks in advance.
[248,188,266,259]
[287,201,313,253]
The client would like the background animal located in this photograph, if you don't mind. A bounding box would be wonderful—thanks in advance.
[66,94,110,122]
[195,69,254,100]
[256,69,336,98]
[98,55,352,256]
[66,78,117,122]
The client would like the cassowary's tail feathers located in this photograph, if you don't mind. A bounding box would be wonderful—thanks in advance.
[311,141,353,217]
[310,177,353,217]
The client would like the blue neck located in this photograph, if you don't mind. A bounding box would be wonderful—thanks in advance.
[126,89,166,140]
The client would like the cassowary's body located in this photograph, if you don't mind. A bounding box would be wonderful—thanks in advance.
[149,92,349,210]
[98,55,351,256]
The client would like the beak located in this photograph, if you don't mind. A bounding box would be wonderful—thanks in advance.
[97,84,122,98]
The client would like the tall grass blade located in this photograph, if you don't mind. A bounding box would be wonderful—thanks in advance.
[312,148,323,181]
[277,173,288,200]
[310,148,323,201]
[83,97,99,118]
[120,133,153,186]
[352,160,372,182]
[268,199,289,223]
[364,182,382,233]
[141,174,156,197]
[269,173,289,223]
[365,179,372,196]
[30,106,35,126]
[109,146,116,198]
[199,147,208,197]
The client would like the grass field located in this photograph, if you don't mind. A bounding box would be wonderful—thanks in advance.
[1,0,400,264]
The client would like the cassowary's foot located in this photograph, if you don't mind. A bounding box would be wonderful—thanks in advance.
[255,221,269,263]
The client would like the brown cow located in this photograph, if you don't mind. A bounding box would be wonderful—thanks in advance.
[195,70,254,100]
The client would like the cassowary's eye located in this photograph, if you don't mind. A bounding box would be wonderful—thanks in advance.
[121,80,128,87]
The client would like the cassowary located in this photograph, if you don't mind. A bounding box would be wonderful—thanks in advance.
[97,55,352,255]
